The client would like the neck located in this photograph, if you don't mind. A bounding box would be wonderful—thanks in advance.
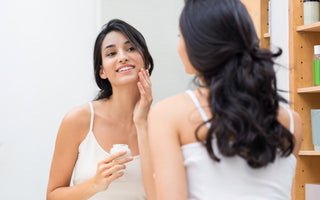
[105,83,140,122]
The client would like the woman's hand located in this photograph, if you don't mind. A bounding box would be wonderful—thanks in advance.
[133,68,153,126]
[92,151,133,192]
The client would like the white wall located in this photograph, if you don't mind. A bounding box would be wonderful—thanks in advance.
[0,0,97,199]
[270,0,290,102]
[0,0,191,199]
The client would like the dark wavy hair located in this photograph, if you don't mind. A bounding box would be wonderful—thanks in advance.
[180,0,294,168]
[93,19,154,100]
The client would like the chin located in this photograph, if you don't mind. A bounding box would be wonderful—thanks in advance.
[117,76,139,86]
[185,68,197,75]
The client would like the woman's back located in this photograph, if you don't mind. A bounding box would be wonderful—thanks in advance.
[148,89,302,199]
[148,1,303,199]
[181,90,297,199]
[182,141,296,199]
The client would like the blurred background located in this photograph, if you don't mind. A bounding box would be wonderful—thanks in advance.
[0,0,289,199]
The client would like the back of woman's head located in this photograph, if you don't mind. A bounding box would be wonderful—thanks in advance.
[93,19,154,100]
[180,0,294,168]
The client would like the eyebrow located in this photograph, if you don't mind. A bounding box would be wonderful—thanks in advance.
[103,41,131,51]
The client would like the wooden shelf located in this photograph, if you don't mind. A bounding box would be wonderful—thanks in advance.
[289,1,320,199]
[296,22,320,32]
[241,0,270,49]
[297,86,320,94]
[299,151,320,156]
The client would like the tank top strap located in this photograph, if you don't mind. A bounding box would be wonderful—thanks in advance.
[283,106,294,134]
[88,102,94,132]
[186,90,211,128]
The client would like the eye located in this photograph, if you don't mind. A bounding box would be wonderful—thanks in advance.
[106,52,116,57]
[128,46,135,52]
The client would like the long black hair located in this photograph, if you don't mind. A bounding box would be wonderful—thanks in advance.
[93,19,154,100]
[180,0,294,168]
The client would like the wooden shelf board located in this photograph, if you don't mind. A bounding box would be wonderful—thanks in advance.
[299,150,320,156]
[263,32,270,38]
[297,86,320,94]
[296,22,320,32]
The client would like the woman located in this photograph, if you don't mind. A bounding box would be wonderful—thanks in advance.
[148,0,303,199]
[47,19,154,200]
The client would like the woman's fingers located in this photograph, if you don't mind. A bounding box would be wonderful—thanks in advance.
[113,155,134,165]
[145,69,151,85]
[103,164,126,177]
[140,69,151,87]
[98,156,131,172]
[134,68,153,124]
[98,152,133,174]
[97,162,114,172]
[108,171,124,182]
[138,71,149,89]
[94,153,133,192]
[101,150,129,163]
[138,69,152,101]
[137,82,146,95]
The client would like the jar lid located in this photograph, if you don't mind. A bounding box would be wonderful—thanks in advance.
[113,144,128,148]
[315,45,320,55]
[304,0,320,2]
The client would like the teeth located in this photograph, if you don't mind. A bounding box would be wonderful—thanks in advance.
[119,66,133,72]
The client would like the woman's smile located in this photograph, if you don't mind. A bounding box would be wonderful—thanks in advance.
[117,64,135,73]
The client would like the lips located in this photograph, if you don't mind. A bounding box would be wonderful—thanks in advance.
[116,64,135,73]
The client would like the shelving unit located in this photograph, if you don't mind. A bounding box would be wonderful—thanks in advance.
[263,32,270,38]
[299,151,320,156]
[289,0,320,199]
[241,0,270,49]
[260,0,270,49]
[296,22,320,32]
[297,86,320,94]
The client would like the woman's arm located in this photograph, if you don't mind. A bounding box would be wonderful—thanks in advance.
[148,99,188,200]
[133,68,157,199]
[135,122,156,200]
[47,108,131,200]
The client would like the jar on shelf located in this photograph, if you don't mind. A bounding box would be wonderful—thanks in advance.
[303,0,320,25]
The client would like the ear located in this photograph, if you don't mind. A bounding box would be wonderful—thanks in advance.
[99,66,108,79]
[146,64,151,70]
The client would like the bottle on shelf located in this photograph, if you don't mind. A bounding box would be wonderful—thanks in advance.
[314,45,320,86]
[303,0,320,25]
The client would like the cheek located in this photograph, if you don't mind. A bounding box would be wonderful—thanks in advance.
[133,54,145,68]
[178,40,197,74]
[101,62,110,73]
[100,58,115,75]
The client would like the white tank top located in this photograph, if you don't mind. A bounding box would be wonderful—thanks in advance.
[72,102,146,200]
[183,90,296,200]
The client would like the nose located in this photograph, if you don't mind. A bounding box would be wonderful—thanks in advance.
[118,50,128,63]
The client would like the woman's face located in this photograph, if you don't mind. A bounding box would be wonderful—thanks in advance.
[100,31,145,87]
[177,30,197,74]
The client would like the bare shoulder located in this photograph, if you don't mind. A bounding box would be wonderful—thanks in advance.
[63,103,91,124]
[150,92,192,118]
[278,105,302,132]
[150,88,210,122]
[58,103,92,143]
[278,105,303,156]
